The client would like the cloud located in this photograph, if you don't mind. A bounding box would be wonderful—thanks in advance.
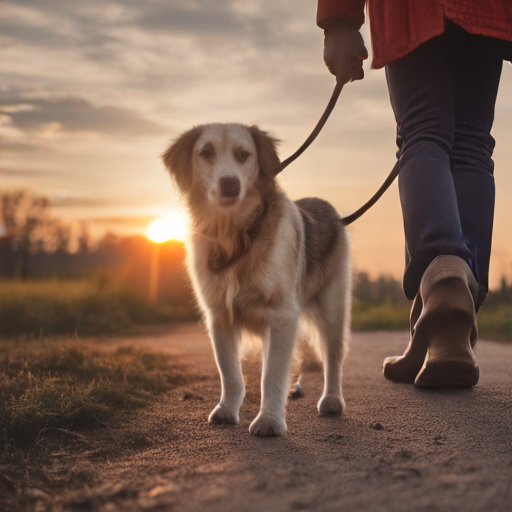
[0,20,68,48]
[1,0,273,50]
[0,94,164,137]
[0,142,53,155]
[136,2,241,35]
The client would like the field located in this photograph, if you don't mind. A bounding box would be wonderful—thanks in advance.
[0,277,509,491]
[1,326,511,511]
[352,299,512,342]
[0,278,196,337]
[0,278,509,341]
[0,277,510,510]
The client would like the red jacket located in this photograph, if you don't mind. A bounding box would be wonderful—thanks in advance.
[317,0,512,68]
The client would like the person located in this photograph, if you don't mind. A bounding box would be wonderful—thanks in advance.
[318,1,512,387]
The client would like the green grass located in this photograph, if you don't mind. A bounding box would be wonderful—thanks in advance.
[352,300,512,342]
[0,338,187,450]
[0,279,196,337]
[352,300,410,331]
[0,279,509,341]
[477,304,512,342]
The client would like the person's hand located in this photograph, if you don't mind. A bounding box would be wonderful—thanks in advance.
[324,27,368,84]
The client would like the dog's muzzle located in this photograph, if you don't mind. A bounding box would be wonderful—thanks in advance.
[219,175,241,199]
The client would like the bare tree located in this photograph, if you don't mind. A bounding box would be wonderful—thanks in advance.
[0,190,74,277]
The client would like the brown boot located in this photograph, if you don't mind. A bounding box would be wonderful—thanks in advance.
[383,255,481,386]
[382,293,427,383]
[413,255,480,388]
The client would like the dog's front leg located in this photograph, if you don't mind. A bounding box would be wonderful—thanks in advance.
[249,310,299,437]
[208,319,245,426]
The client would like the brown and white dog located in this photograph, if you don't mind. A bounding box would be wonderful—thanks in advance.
[162,123,351,437]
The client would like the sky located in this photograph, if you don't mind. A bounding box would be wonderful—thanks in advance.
[1,0,512,287]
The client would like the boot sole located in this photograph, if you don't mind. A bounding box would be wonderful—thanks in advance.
[415,361,479,388]
[383,357,422,384]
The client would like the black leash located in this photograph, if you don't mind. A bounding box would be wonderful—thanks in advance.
[275,81,344,174]
[339,160,399,226]
[274,81,400,226]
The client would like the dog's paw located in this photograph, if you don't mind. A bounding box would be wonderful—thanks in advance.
[208,404,239,425]
[249,413,287,437]
[289,381,305,400]
[317,395,345,416]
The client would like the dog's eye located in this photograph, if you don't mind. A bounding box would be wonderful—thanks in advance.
[199,145,214,159]
[235,149,250,163]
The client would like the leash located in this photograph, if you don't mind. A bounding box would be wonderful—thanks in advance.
[274,81,400,227]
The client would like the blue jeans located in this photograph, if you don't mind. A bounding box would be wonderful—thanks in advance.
[386,23,503,301]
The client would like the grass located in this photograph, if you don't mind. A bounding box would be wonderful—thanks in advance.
[0,279,196,337]
[352,300,512,343]
[352,300,410,331]
[0,278,509,341]
[0,338,187,451]
[477,303,512,342]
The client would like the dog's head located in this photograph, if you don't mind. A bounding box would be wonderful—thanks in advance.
[162,123,280,210]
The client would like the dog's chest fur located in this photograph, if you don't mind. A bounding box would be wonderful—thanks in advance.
[188,196,299,333]
[191,242,285,333]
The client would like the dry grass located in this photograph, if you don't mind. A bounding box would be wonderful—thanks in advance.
[0,338,187,451]
[0,336,193,511]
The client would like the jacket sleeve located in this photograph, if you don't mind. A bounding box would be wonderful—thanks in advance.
[317,0,366,30]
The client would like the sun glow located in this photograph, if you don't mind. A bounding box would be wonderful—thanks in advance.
[146,211,187,243]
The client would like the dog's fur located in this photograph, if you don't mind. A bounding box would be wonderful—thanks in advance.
[163,123,352,436]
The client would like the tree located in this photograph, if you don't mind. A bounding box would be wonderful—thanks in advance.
[0,190,73,277]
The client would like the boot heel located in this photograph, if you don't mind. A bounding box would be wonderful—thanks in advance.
[413,306,479,388]
[414,358,479,388]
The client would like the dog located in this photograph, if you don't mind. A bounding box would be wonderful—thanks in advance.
[162,123,352,437]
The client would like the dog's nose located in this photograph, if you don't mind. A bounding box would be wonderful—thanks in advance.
[219,175,241,198]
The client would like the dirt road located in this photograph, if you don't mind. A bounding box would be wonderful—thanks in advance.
[65,324,511,512]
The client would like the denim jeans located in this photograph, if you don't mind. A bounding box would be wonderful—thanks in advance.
[386,22,503,300]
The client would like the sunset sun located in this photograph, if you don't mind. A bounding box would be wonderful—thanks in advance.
[146,211,186,243]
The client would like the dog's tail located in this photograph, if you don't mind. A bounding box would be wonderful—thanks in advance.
[340,160,399,226]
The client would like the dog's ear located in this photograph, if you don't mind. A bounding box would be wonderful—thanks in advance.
[248,125,281,178]
[162,126,203,192]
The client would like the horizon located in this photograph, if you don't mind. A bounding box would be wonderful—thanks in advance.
[1,1,512,288]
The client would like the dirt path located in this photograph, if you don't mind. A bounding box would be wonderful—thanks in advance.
[64,324,511,511]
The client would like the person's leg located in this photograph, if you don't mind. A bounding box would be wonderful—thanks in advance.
[381,32,462,383]
[385,29,472,300]
[451,27,503,303]
[382,25,503,386]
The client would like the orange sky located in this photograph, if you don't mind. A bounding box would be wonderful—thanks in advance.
[1,1,511,288]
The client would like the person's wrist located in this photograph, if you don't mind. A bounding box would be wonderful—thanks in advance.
[319,13,363,33]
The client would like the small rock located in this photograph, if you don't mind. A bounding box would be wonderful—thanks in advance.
[182,393,193,400]
[148,484,176,498]
[370,422,383,430]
